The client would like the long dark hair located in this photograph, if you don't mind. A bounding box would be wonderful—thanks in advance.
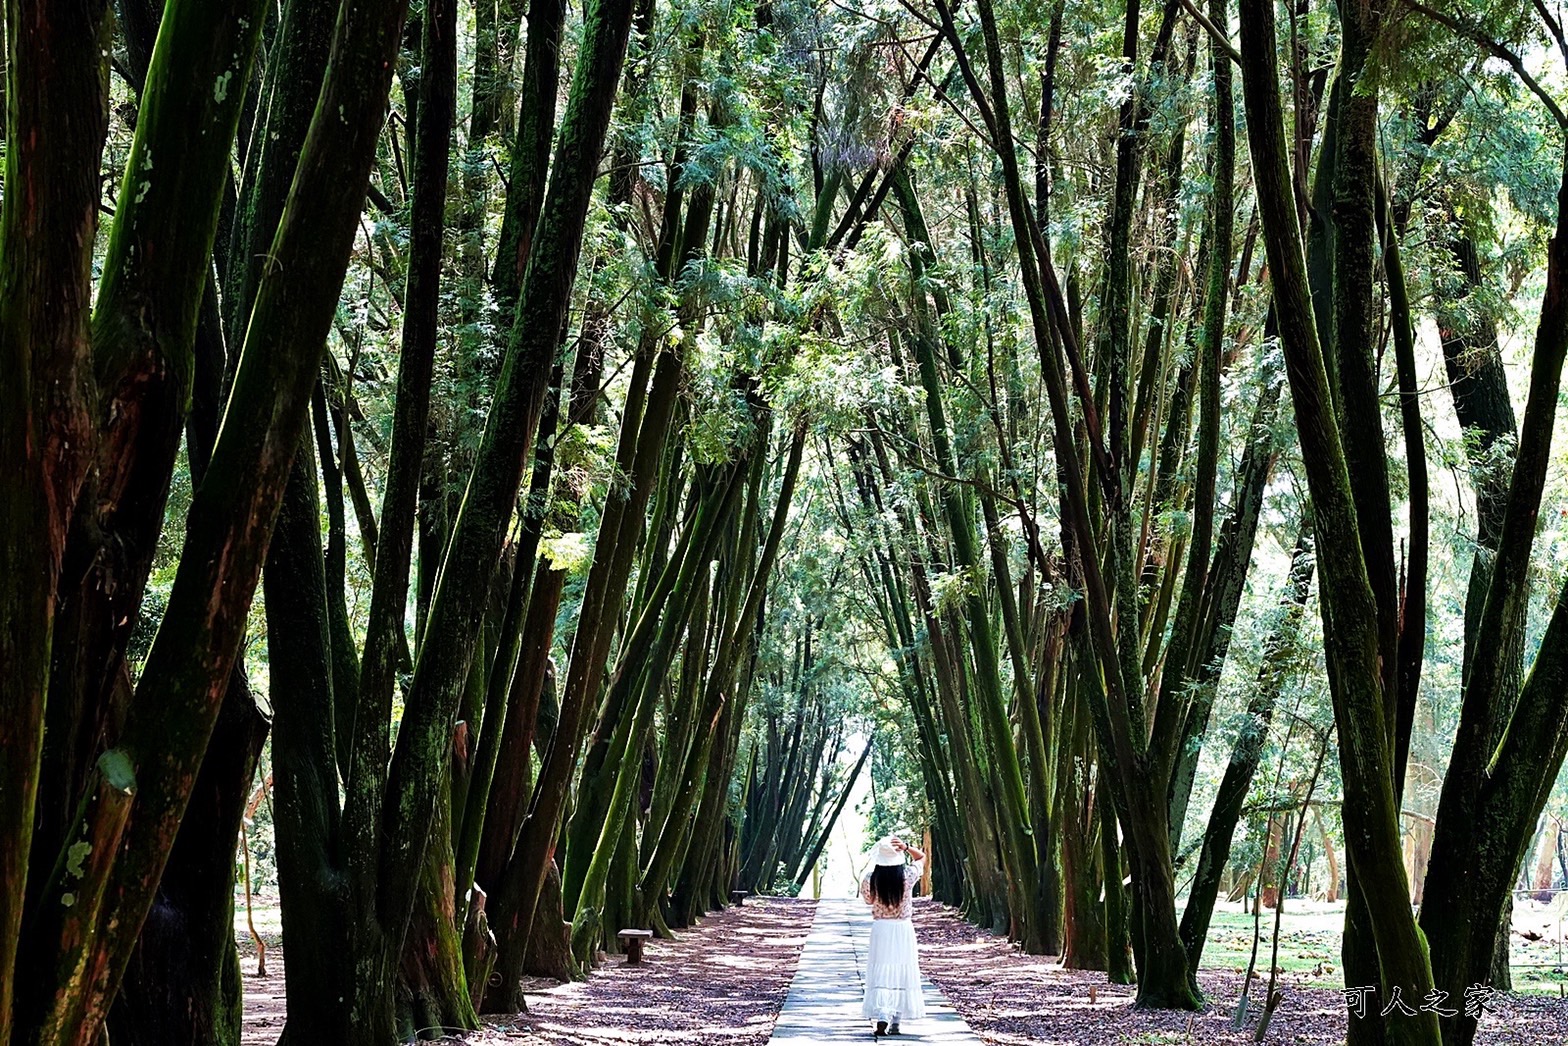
[870,863,906,907]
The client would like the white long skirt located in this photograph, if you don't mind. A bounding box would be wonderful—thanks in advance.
[861,917,926,1021]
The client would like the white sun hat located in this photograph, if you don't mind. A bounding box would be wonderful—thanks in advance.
[871,837,903,867]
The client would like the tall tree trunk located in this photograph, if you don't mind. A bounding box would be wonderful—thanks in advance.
[268,436,354,1044]
[257,0,413,1041]
[1162,0,1239,854]
[1419,154,1568,1046]
[391,0,639,1014]
[366,0,632,1023]
[1236,3,1440,1040]
[8,0,402,1036]
[68,4,274,1041]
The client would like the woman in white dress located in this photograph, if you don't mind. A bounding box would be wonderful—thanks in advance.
[860,835,927,1036]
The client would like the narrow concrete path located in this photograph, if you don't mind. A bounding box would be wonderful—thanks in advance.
[768,898,982,1044]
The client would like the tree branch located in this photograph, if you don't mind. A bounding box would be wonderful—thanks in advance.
[1178,0,1241,65]
[1401,0,1568,128]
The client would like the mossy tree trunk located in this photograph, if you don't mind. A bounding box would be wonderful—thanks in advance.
[1416,93,1568,1046]
[0,0,378,1037]
[78,3,274,1041]
[398,757,479,1039]
[325,0,634,1033]
[932,0,1207,1004]
[1236,2,1441,1039]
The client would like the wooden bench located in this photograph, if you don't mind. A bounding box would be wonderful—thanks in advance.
[617,928,653,966]
[729,890,750,906]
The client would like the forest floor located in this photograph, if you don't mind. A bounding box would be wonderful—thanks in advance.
[913,899,1568,1044]
[237,894,816,1044]
[234,891,1568,1043]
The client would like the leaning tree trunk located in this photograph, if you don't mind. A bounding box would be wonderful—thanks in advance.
[248,0,379,1043]
[5,0,380,1037]
[98,6,277,1037]
[381,0,479,1029]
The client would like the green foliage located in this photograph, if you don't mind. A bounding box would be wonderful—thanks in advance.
[98,0,1568,1001]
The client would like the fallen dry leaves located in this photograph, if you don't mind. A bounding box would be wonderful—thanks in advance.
[240,894,1568,1043]
[240,897,815,1044]
[474,896,816,1044]
[912,899,1567,1045]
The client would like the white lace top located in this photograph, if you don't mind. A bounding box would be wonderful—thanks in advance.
[861,860,923,920]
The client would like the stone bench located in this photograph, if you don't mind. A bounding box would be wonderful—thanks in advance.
[617,928,653,966]
[730,889,750,906]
